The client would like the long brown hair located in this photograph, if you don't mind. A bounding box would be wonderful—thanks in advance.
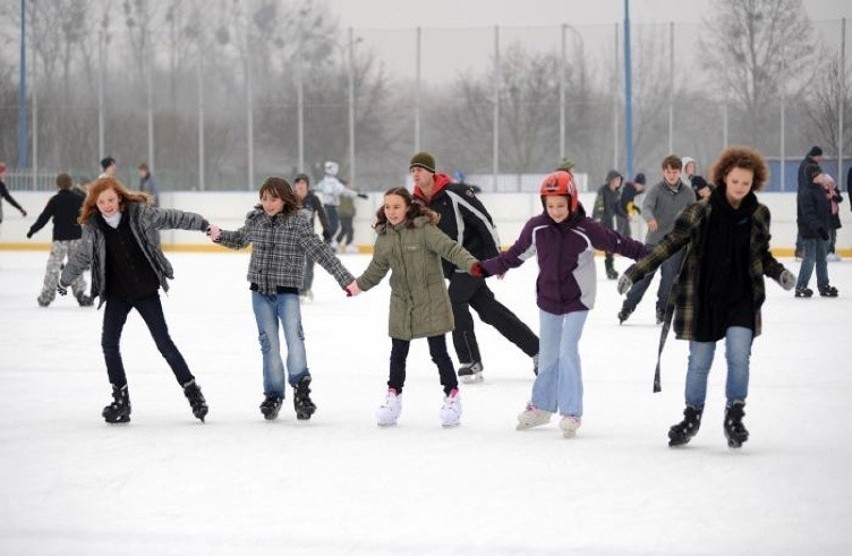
[255,177,301,216]
[374,187,439,228]
[79,177,151,224]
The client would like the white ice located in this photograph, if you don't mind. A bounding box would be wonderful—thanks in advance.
[1,251,850,555]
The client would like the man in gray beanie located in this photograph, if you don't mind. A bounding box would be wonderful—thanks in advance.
[410,151,539,382]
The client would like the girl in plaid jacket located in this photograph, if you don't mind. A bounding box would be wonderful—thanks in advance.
[208,177,357,422]
[618,146,796,449]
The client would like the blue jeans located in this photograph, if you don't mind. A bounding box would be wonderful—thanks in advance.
[532,309,588,417]
[685,326,753,408]
[623,247,684,315]
[251,291,309,398]
[795,238,829,290]
[101,292,194,388]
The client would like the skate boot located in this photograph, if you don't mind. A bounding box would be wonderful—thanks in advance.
[723,400,749,448]
[182,380,208,422]
[457,361,484,384]
[102,383,131,424]
[794,287,813,298]
[75,292,94,306]
[439,389,462,428]
[376,388,402,426]
[37,293,52,307]
[516,403,552,430]
[617,305,633,325]
[668,405,703,447]
[559,415,582,438]
[293,376,317,420]
[818,285,839,298]
[259,394,283,420]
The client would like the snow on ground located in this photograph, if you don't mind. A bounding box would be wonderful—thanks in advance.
[1,250,850,555]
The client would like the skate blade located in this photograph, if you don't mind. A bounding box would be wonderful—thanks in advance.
[460,373,484,384]
[377,421,398,427]
[441,421,461,428]
[105,416,131,424]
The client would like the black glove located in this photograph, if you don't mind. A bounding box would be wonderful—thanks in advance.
[57,282,68,296]
[357,193,368,199]
[818,228,829,241]
[26,231,33,239]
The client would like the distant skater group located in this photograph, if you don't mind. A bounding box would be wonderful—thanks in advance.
[17,144,799,449]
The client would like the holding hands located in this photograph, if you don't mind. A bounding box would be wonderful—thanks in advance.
[206,225,221,241]
[345,280,361,297]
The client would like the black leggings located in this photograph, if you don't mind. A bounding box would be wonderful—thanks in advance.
[388,335,457,396]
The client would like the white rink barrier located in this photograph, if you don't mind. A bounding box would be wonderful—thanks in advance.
[2,191,849,256]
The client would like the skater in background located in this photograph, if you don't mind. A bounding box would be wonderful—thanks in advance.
[335,178,366,254]
[794,169,840,298]
[58,177,211,424]
[208,177,357,422]
[691,175,714,200]
[0,162,28,235]
[411,151,539,383]
[795,146,826,259]
[592,169,624,279]
[26,173,92,307]
[293,173,332,302]
[617,172,647,239]
[316,161,366,249]
[138,163,160,207]
[346,187,480,428]
[818,173,843,262]
[99,156,117,179]
[478,171,648,438]
[618,155,695,325]
[617,146,796,448]
[680,156,697,189]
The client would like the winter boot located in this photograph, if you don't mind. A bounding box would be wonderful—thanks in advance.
[559,415,582,438]
[439,389,462,428]
[723,400,749,448]
[259,394,283,420]
[516,403,552,430]
[102,383,131,424]
[457,361,484,384]
[376,388,402,426]
[794,287,813,298]
[75,292,94,306]
[293,375,317,420]
[668,405,703,447]
[182,380,208,422]
[37,293,52,307]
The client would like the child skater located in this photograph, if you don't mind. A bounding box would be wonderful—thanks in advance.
[478,171,648,438]
[58,177,212,424]
[207,177,357,421]
[617,146,795,448]
[346,187,480,428]
[27,173,93,307]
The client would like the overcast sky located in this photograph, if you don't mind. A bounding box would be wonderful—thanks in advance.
[326,0,850,29]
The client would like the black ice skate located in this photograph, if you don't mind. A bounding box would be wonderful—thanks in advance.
[182,380,208,422]
[617,306,633,325]
[667,405,702,447]
[723,400,749,448]
[293,376,316,420]
[458,361,484,384]
[260,394,283,420]
[102,383,131,424]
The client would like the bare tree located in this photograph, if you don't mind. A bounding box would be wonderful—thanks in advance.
[701,0,814,145]
[804,56,851,158]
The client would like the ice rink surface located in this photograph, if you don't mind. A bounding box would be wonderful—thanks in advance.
[1,250,850,555]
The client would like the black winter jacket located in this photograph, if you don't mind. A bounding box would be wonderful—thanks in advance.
[28,189,84,241]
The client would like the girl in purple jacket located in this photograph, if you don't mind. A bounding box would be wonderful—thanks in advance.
[477,171,647,438]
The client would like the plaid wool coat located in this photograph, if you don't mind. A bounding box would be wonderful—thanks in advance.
[625,197,787,341]
[217,208,354,295]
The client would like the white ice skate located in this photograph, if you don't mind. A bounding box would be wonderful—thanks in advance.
[376,389,402,426]
[559,415,582,438]
[516,403,552,430]
[458,362,484,384]
[439,389,462,428]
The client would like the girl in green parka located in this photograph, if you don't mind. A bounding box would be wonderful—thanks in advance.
[346,187,481,428]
